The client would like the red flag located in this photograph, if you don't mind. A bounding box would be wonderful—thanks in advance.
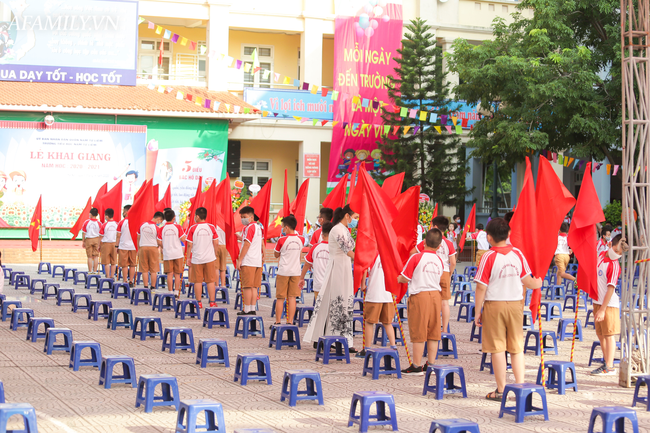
[381,172,405,199]
[188,176,204,223]
[127,181,156,251]
[349,167,376,290]
[153,184,160,203]
[266,171,291,239]
[97,181,123,223]
[155,184,172,212]
[347,165,358,204]
[29,196,42,252]
[134,179,150,203]
[430,203,439,229]
[202,179,218,226]
[249,179,273,237]
[290,179,310,235]
[458,204,476,252]
[92,183,108,223]
[215,174,241,266]
[70,197,92,240]
[568,162,603,300]
[392,186,420,265]
[282,169,291,217]
[322,173,348,210]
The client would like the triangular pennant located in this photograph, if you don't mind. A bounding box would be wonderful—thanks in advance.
[445,125,452,133]
[321,88,329,97]
[321,120,328,126]
[613,165,620,175]
[435,126,442,134]
[311,85,318,95]
[413,126,420,134]
[331,91,339,101]
[262,111,269,117]
[274,72,281,81]
[392,125,400,135]
[403,126,411,134]
[451,116,458,125]
[312,118,318,126]
[607,164,611,175]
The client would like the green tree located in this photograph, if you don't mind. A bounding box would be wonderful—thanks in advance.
[447,0,620,170]
[379,18,472,211]
[603,200,622,226]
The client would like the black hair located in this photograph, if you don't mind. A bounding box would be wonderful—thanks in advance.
[560,222,569,233]
[164,209,175,222]
[123,205,132,211]
[320,207,333,222]
[603,224,613,235]
[163,207,172,213]
[612,234,623,246]
[451,222,458,231]
[343,148,355,156]
[195,207,208,221]
[282,214,297,231]
[425,228,443,249]
[90,208,99,217]
[239,206,255,216]
[104,208,114,219]
[153,211,164,220]
[486,217,510,242]
[432,215,449,231]
[504,211,514,223]
[453,215,460,220]
[321,222,334,236]
[477,223,484,231]
[126,170,138,178]
[332,204,355,226]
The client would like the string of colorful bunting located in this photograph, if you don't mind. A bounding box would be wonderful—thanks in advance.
[540,150,620,176]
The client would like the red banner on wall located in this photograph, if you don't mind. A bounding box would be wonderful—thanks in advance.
[328,1,403,189]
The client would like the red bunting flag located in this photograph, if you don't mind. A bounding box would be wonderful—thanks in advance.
[70,197,92,240]
[381,172,405,199]
[155,184,172,212]
[97,181,123,223]
[458,204,476,252]
[249,179,273,238]
[92,183,108,223]
[322,173,348,210]
[29,196,43,252]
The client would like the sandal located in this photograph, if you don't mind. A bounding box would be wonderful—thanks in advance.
[486,389,503,401]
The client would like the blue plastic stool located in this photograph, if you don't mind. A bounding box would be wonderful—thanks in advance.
[112,282,131,299]
[589,340,622,366]
[2,267,11,279]
[132,316,163,340]
[175,399,226,433]
[42,283,59,300]
[536,360,577,395]
[155,274,168,291]
[10,308,34,331]
[429,419,480,433]
[99,355,137,388]
[269,324,301,350]
[196,339,230,368]
[294,306,314,327]
[372,323,404,346]
[72,293,92,313]
[175,300,200,320]
[1,301,21,321]
[74,271,88,285]
[107,308,133,330]
[480,352,511,374]
[29,278,46,295]
[437,333,459,359]
[153,292,177,311]
[234,353,272,385]
[557,318,583,341]
[315,336,350,364]
[187,283,207,299]
[0,403,39,432]
[69,341,102,371]
[586,309,595,328]
[470,322,482,343]
[632,375,650,411]
[353,297,364,315]
[457,303,475,322]
[0,381,4,403]
[362,348,402,380]
[86,274,101,291]
[588,406,639,433]
[38,262,52,274]
[135,374,180,413]
[524,330,558,355]
[44,328,73,354]
[214,287,230,304]
[498,383,549,423]
[203,307,230,329]
[280,370,323,406]
[540,301,563,320]
[545,284,565,300]
[563,294,588,312]
[88,300,112,320]
[259,282,271,298]
[62,268,76,282]
[9,271,24,284]
[14,274,30,290]
[348,391,398,433]
[131,288,152,306]
[97,278,113,294]
[523,310,533,330]
[234,316,265,339]
[423,365,468,399]
[352,316,364,335]
[26,317,54,342]
[56,288,75,306]
[162,327,195,353]
[270,299,287,319]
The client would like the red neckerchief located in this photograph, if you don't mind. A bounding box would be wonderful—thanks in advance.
[491,245,514,255]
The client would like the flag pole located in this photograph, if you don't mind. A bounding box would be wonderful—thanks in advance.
[570,284,580,363]
[39,224,43,263]
[392,294,412,366]
[471,237,475,267]
[538,302,546,387]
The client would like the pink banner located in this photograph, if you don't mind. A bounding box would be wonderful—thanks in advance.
[328,1,403,189]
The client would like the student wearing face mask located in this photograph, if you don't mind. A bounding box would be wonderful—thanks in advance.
[237,206,265,316]
[304,204,359,351]
[597,225,613,255]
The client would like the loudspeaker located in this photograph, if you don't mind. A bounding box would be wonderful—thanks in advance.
[227,140,241,178]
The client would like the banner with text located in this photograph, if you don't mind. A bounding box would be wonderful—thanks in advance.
[0,0,138,86]
[244,88,334,120]
[328,0,403,188]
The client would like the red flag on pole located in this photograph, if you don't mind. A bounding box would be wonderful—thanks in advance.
[70,197,92,240]
[392,186,420,265]
[134,179,150,203]
[249,179,273,237]
[381,172,405,199]
[322,173,348,210]
[568,162,603,300]
[155,184,172,212]
[127,181,156,251]
[282,169,291,217]
[267,171,291,238]
[291,179,310,235]
[430,203,439,229]
[97,181,123,223]
[29,196,42,252]
[92,183,108,223]
[458,204,476,252]
[153,184,160,203]
[349,167,376,290]
[215,174,241,266]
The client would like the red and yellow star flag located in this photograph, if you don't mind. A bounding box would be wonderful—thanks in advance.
[458,204,476,252]
[29,195,42,252]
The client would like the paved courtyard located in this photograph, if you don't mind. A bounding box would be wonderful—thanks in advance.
[1,264,649,433]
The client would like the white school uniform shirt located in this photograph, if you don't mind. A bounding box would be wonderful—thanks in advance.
[100,221,118,243]
[137,221,159,248]
[305,241,329,292]
[595,251,621,308]
[82,219,101,239]
[159,222,185,261]
[597,238,610,255]
[216,225,226,246]
[366,256,394,303]
[555,233,570,255]
[475,245,531,301]
[472,230,490,250]
[116,219,135,250]
[274,233,305,276]
[400,250,444,295]
[186,222,218,265]
[415,238,456,272]
[241,222,264,267]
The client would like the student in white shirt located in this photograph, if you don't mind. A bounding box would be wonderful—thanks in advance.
[186,207,219,309]
[237,206,265,315]
[81,208,102,274]
[554,222,575,286]
[137,211,164,290]
[273,215,305,326]
[99,208,118,280]
[597,225,612,255]
[470,224,490,265]
[300,222,332,298]
[158,209,186,299]
[116,205,137,287]
[215,224,228,287]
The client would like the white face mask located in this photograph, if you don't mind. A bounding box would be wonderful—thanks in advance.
[608,249,622,260]
[241,217,250,226]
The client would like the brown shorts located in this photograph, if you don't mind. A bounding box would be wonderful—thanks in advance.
[190,260,217,284]
[85,237,100,258]
[118,249,137,267]
[276,275,301,299]
[164,258,184,274]
[407,291,441,342]
[100,242,117,265]
[440,271,451,301]
[139,246,160,273]
[476,250,488,266]
[364,302,395,325]
[482,301,524,354]
[593,304,621,338]
[240,266,262,289]
[216,245,228,271]
[555,254,570,274]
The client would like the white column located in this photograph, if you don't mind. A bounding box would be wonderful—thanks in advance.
[299,138,322,225]
[442,40,459,94]
[300,18,324,85]
[207,1,231,91]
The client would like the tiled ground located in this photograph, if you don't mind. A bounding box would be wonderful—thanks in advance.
[1,263,649,433]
